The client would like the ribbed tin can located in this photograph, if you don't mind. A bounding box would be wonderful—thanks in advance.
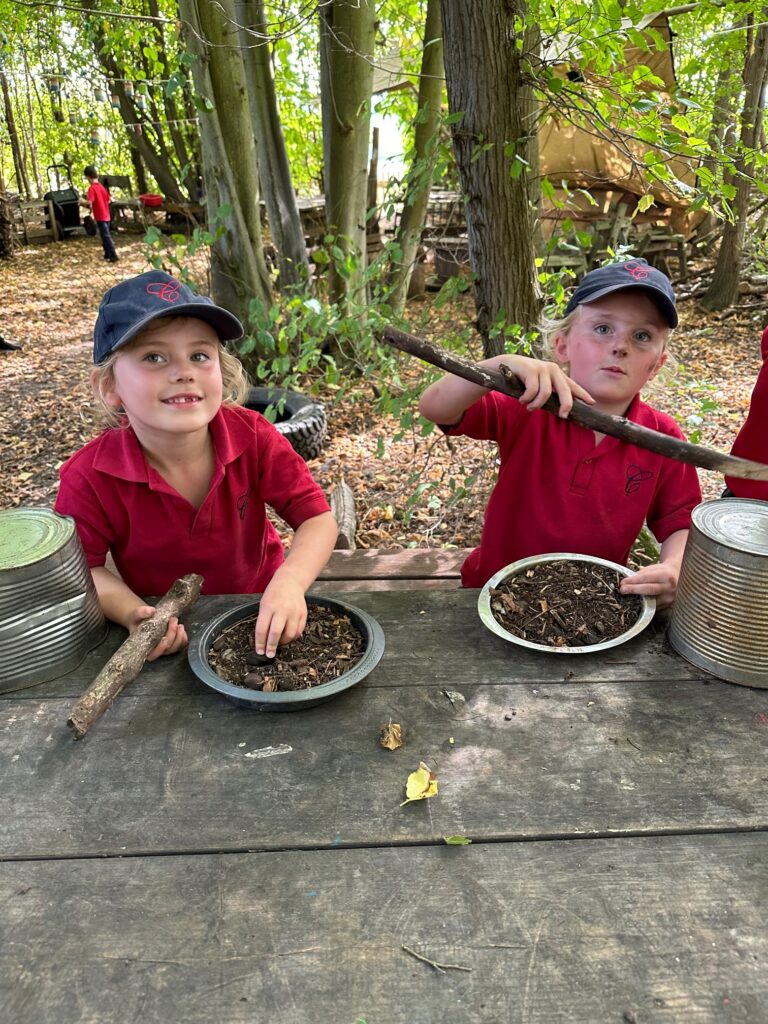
[0,508,107,689]
[669,499,768,687]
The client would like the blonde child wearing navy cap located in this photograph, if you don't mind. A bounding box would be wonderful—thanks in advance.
[420,258,701,609]
[55,270,337,660]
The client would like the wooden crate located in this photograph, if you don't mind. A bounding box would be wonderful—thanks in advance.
[10,198,60,244]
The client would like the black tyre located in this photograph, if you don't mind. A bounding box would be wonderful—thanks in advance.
[244,387,327,462]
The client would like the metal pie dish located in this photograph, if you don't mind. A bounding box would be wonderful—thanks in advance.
[477,552,656,655]
[188,594,385,710]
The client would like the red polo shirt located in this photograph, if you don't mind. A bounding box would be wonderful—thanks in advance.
[54,405,330,596]
[725,325,768,500]
[445,392,701,588]
[86,180,111,222]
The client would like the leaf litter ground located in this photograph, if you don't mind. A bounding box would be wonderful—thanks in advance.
[1,236,765,564]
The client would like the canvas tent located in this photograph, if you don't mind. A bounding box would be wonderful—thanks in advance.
[538,11,698,234]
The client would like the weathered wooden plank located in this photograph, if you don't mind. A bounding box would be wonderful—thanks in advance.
[319,547,469,580]
[1,677,766,857]
[1,833,766,1023]
[0,591,702,703]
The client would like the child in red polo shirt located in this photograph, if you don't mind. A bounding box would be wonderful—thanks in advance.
[55,270,337,660]
[82,165,118,263]
[724,325,768,500]
[419,259,702,609]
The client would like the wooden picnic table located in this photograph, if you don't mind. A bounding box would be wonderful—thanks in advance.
[2,548,766,1022]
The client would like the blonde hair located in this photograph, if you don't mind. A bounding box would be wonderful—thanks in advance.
[91,316,249,428]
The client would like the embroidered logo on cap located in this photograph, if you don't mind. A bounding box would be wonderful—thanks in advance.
[624,260,650,282]
[146,280,182,303]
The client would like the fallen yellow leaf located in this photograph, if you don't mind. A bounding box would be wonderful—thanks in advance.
[400,761,438,806]
[379,722,403,750]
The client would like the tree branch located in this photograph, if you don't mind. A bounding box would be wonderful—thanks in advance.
[381,326,768,481]
[67,574,204,741]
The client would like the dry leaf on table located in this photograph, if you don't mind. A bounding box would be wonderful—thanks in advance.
[401,761,438,806]
[379,722,403,750]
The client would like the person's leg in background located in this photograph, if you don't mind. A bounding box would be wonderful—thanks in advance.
[97,220,118,262]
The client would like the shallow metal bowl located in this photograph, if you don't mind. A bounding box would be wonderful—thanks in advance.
[188,594,385,711]
[477,552,656,655]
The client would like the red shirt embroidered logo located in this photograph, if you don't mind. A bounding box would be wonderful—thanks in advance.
[624,260,650,281]
[146,281,182,303]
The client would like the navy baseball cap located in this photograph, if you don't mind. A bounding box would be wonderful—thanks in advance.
[93,270,244,364]
[564,258,677,328]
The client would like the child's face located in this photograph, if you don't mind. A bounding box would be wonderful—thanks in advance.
[103,317,224,440]
[554,290,669,415]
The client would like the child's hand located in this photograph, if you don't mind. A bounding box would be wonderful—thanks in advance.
[620,564,679,611]
[127,606,189,661]
[495,354,594,418]
[255,573,308,657]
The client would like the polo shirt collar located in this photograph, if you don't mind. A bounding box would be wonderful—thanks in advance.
[92,405,252,482]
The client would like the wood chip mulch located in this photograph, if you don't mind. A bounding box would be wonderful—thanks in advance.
[489,560,643,647]
[207,604,366,691]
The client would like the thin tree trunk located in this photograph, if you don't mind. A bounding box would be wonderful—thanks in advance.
[701,13,768,311]
[387,0,444,314]
[440,0,541,354]
[20,48,43,195]
[1,70,31,197]
[179,0,272,329]
[319,0,376,305]
[693,62,738,246]
[0,164,14,257]
[237,0,309,290]
[148,0,195,179]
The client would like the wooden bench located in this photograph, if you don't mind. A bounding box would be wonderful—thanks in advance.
[317,546,469,592]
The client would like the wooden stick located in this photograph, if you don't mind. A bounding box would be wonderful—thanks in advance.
[401,944,473,973]
[382,325,768,481]
[67,574,204,740]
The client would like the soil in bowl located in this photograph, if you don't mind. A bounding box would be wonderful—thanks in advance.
[206,604,366,691]
[489,560,643,648]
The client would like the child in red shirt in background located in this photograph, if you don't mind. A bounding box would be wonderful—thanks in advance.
[724,325,768,500]
[419,259,702,609]
[82,165,118,263]
[55,270,337,660]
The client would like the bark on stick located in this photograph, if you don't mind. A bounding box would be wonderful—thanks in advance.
[382,326,768,482]
[67,574,204,741]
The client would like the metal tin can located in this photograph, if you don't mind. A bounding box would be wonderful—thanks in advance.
[0,508,107,689]
[669,498,768,687]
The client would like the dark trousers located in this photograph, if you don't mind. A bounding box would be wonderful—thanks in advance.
[96,220,117,260]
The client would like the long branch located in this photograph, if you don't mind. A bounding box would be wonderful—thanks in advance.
[67,574,204,741]
[381,326,768,481]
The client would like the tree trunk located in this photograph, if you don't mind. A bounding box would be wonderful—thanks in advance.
[387,0,444,314]
[693,61,738,247]
[81,0,186,202]
[179,0,273,330]
[130,149,149,196]
[319,0,376,305]
[0,70,31,197]
[148,0,195,178]
[0,164,14,258]
[237,0,309,291]
[440,0,541,354]
[701,13,768,312]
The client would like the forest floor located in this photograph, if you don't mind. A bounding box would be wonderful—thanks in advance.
[0,233,764,553]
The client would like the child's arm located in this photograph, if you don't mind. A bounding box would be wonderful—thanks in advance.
[619,528,688,611]
[255,510,338,657]
[419,353,594,426]
[92,566,188,661]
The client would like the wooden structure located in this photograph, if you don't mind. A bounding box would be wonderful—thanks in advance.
[9,197,61,244]
[2,547,767,1021]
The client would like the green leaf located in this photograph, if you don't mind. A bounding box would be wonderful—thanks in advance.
[637,194,654,213]
[444,835,472,846]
